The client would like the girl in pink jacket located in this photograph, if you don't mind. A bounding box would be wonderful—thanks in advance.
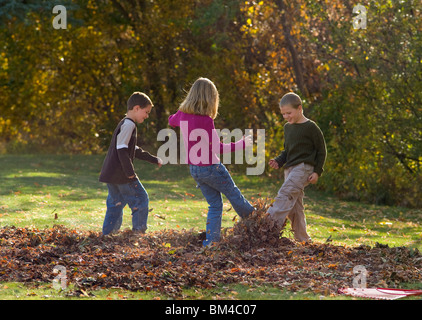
[169,78,254,246]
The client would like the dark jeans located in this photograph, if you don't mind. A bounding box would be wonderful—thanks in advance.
[102,179,149,235]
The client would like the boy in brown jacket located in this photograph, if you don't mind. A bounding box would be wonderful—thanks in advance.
[99,92,162,235]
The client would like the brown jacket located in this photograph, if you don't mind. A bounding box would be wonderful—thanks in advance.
[99,118,158,184]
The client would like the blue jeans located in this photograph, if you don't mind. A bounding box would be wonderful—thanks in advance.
[102,179,149,235]
[189,163,254,246]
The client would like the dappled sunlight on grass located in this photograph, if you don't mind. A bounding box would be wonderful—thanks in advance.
[303,192,422,250]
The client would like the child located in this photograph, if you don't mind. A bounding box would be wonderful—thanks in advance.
[168,77,254,246]
[268,92,326,242]
[99,92,163,235]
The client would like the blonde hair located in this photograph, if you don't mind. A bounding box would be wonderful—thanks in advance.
[179,77,219,119]
[279,92,302,109]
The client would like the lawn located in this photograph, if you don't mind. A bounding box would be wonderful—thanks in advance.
[0,154,421,300]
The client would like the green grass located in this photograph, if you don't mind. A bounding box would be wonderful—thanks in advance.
[0,154,249,232]
[0,281,162,300]
[1,154,421,300]
[2,281,420,300]
[306,196,422,250]
[0,281,359,300]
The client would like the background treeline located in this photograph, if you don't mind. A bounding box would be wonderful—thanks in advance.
[0,0,421,207]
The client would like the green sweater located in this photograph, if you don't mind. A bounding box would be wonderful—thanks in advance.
[274,120,327,176]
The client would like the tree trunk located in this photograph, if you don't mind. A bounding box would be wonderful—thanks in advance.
[275,0,308,97]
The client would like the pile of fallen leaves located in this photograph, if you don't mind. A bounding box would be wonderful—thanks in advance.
[223,198,293,250]
[1,199,421,298]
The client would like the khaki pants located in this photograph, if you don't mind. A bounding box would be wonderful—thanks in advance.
[268,162,314,242]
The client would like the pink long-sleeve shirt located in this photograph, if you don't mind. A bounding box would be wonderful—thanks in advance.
[168,110,245,166]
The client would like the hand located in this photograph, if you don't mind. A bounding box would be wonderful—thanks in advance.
[243,135,253,147]
[308,172,319,184]
[268,159,279,169]
[157,158,163,168]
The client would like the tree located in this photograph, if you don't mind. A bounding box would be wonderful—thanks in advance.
[301,0,422,206]
[0,0,420,207]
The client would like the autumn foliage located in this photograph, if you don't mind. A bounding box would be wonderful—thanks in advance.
[0,0,421,207]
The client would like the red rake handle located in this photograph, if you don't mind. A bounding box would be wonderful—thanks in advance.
[338,287,422,300]
[376,288,422,296]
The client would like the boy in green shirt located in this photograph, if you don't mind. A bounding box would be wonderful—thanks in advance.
[268,92,327,242]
